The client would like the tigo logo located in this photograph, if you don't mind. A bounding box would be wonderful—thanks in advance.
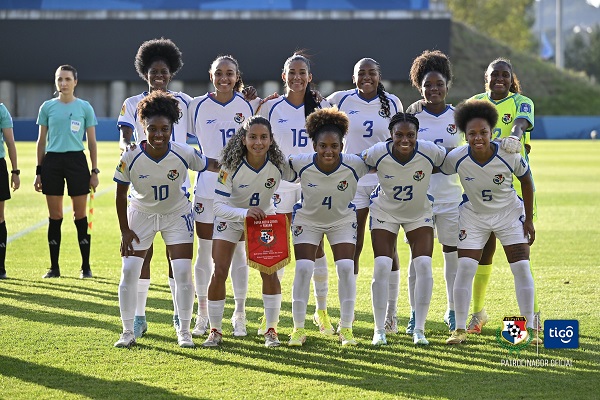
[544,320,578,349]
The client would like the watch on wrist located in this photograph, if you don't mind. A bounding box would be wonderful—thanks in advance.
[11,169,20,175]
[91,168,100,175]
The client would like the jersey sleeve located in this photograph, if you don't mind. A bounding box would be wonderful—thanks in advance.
[83,101,98,129]
[515,95,535,132]
[288,153,312,178]
[387,93,403,114]
[280,158,297,182]
[0,104,13,129]
[117,97,136,130]
[326,91,345,106]
[345,154,370,179]
[188,147,209,172]
[439,147,460,175]
[361,142,385,169]
[36,101,49,126]
[113,153,132,185]
[512,154,530,178]
[213,167,247,221]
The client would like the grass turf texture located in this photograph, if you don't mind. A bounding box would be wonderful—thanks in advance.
[0,141,598,399]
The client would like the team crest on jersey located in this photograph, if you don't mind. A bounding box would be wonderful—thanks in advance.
[293,226,303,236]
[520,103,531,113]
[216,222,228,232]
[265,178,276,188]
[116,161,126,173]
[378,109,388,118]
[493,174,505,185]
[458,229,467,241]
[337,180,348,191]
[120,104,126,116]
[273,194,281,205]
[167,169,179,181]
[260,229,275,245]
[413,170,425,181]
[194,202,204,214]
[234,113,245,123]
[446,124,457,134]
[502,113,513,124]
[217,170,228,185]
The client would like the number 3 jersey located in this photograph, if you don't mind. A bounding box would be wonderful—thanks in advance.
[440,142,530,214]
[288,153,370,228]
[113,142,208,215]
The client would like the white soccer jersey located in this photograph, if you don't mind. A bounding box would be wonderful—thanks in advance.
[117,91,192,144]
[415,105,463,203]
[289,153,370,228]
[363,140,447,220]
[188,92,260,199]
[440,142,530,214]
[113,142,208,215]
[328,89,402,187]
[213,157,295,222]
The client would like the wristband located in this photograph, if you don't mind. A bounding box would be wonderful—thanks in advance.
[36,165,42,175]
[11,169,20,175]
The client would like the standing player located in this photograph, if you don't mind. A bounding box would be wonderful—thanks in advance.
[287,108,370,347]
[0,103,20,279]
[405,50,463,333]
[117,38,191,339]
[114,91,220,349]
[441,100,536,344]
[363,113,447,346]
[203,116,292,348]
[257,52,333,335]
[35,65,98,279]
[327,58,403,334]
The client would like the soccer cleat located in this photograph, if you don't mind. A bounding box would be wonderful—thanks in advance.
[202,329,223,347]
[114,330,136,348]
[533,311,543,332]
[339,328,358,346]
[313,310,334,335]
[133,316,148,339]
[264,328,281,348]
[384,314,399,334]
[467,309,488,334]
[530,336,543,346]
[43,268,60,278]
[446,329,467,344]
[372,329,387,346]
[405,310,416,335]
[257,315,267,336]
[177,331,196,348]
[288,328,307,347]
[231,313,247,337]
[80,269,93,279]
[173,314,180,333]
[0,270,7,280]
[444,309,456,331]
[413,329,429,345]
[192,315,209,337]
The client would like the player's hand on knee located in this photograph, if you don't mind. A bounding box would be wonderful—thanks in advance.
[501,136,522,153]
[246,207,266,221]
[120,229,140,257]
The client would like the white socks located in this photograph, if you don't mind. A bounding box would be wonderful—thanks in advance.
[454,257,479,330]
[292,259,315,328]
[312,255,328,310]
[194,238,213,318]
[387,269,400,319]
[168,277,178,316]
[119,256,144,332]
[413,256,433,331]
[136,278,150,316]
[336,259,355,329]
[372,256,392,331]
[443,251,458,311]
[510,259,535,328]
[263,293,282,331]
[230,242,248,315]
[171,259,194,333]
[407,260,416,310]
[207,299,225,332]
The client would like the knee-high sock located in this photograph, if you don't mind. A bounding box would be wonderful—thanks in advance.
[263,293,282,331]
[168,277,178,316]
[530,261,540,313]
[372,256,392,331]
[0,221,6,272]
[48,218,62,269]
[136,278,150,316]
[510,260,535,328]
[207,299,225,332]
[292,259,314,329]
[387,269,400,318]
[230,242,248,315]
[276,267,285,281]
[454,257,479,330]
[312,255,329,311]
[407,260,416,311]
[472,264,492,313]
[194,238,213,317]
[119,256,144,332]
[172,258,194,333]
[74,217,91,270]
[413,256,433,331]
[443,251,458,310]
[336,259,355,329]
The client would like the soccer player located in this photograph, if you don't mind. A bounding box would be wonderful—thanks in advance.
[405,50,463,333]
[287,107,370,347]
[363,112,447,346]
[0,103,20,280]
[466,58,541,335]
[257,52,333,336]
[35,64,98,280]
[326,58,403,334]
[203,116,292,348]
[113,91,220,349]
[117,38,191,339]
[441,99,536,345]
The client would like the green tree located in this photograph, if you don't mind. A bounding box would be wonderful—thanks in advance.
[566,24,600,80]
[444,0,537,52]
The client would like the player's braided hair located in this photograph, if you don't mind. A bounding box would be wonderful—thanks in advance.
[486,58,522,94]
[137,91,181,126]
[354,58,392,118]
[305,107,349,144]
[210,55,245,93]
[135,38,183,81]
[388,112,420,133]
[220,116,286,171]
[283,52,320,118]
[409,50,453,89]
[454,99,498,134]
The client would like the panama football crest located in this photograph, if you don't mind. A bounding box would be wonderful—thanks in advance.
[458,229,467,241]
[194,202,204,214]
[493,174,505,185]
[167,169,179,181]
[216,222,227,232]
[502,113,513,124]
[337,180,348,191]
[413,170,425,181]
[446,124,457,134]
[116,161,126,173]
[260,229,275,245]
[496,316,533,354]
[265,178,276,188]
[234,113,245,123]
[273,194,281,205]
[293,226,303,236]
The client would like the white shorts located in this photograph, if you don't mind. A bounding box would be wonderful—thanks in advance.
[433,202,460,246]
[273,187,301,214]
[369,206,434,235]
[212,218,245,243]
[457,202,528,249]
[352,185,377,210]
[193,196,214,224]
[292,221,357,246]
[128,206,195,250]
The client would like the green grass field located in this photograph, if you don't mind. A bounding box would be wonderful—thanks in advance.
[0,141,598,399]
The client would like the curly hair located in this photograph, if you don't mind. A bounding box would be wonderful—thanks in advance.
[409,50,453,90]
[353,58,391,118]
[486,58,522,94]
[134,38,183,81]
[210,55,245,93]
[454,99,498,133]
[305,107,349,144]
[283,52,320,118]
[388,112,420,133]
[137,91,181,126]
[220,116,286,171]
